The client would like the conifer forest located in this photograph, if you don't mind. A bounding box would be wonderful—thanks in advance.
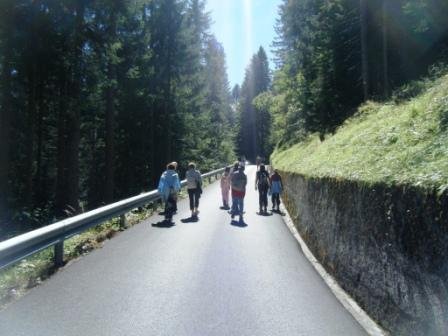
[0,0,447,238]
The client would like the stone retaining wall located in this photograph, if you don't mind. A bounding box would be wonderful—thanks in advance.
[280,172,448,335]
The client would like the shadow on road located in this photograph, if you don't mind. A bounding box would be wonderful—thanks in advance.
[257,211,273,217]
[151,220,175,228]
[181,217,199,223]
[271,209,286,216]
[230,220,248,228]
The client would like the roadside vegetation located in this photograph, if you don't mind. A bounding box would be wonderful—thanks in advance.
[0,174,219,310]
[272,70,448,191]
[0,206,156,310]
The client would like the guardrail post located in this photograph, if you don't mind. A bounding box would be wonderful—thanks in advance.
[120,214,127,230]
[54,241,64,267]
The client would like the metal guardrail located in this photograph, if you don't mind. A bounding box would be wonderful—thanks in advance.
[0,167,226,271]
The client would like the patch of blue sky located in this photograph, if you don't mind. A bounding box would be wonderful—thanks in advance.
[206,0,282,87]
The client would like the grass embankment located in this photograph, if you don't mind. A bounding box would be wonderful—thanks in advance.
[272,73,448,192]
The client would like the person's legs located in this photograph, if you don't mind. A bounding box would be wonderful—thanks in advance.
[188,189,195,216]
[222,188,229,208]
[230,195,237,219]
[194,189,200,209]
[258,190,263,213]
[261,189,268,212]
[188,189,194,210]
[165,197,174,221]
[221,188,227,207]
[239,197,245,222]
[273,193,280,210]
[193,188,200,216]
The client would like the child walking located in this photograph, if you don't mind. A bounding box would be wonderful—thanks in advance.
[220,167,231,209]
[230,165,247,223]
[270,169,283,212]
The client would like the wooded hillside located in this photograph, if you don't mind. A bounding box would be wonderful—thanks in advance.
[0,0,235,236]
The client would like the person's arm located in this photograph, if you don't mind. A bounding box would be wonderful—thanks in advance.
[255,172,258,190]
[157,175,164,194]
[174,175,181,192]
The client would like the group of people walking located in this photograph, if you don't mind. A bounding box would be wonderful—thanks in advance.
[157,158,283,224]
[220,161,284,223]
[157,161,202,222]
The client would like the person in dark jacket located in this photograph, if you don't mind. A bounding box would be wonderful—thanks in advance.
[255,164,270,214]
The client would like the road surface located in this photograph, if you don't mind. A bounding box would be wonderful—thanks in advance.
[0,166,366,336]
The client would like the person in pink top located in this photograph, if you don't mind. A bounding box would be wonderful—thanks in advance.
[220,166,231,209]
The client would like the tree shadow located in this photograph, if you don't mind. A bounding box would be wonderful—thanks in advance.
[181,216,199,223]
[151,220,175,228]
[230,220,248,228]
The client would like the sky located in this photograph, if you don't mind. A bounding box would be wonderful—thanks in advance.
[205,0,282,88]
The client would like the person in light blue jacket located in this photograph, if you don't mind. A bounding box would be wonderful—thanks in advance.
[158,163,181,222]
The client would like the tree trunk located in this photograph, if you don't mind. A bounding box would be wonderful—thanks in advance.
[55,73,68,216]
[24,64,37,209]
[382,0,389,99]
[34,83,44,207]
[0,38,12,220]
[360,0,369,100]
[65,0,85,214]
[67,1,85,213]
[105,11,117,204]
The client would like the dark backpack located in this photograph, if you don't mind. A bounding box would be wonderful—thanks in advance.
[258,171,269,189]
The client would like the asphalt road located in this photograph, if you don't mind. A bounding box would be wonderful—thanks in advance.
[0,166,366,336]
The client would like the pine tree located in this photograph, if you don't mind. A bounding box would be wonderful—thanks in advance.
[236,47,271,162]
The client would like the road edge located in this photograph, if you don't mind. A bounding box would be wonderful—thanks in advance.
[279,202,389,336]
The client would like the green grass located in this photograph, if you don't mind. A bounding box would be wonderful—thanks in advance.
[272,73,448,192]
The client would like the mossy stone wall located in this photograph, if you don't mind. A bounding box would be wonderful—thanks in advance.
[281,171,448,335]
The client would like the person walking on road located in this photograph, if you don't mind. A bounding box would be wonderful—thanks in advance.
[158,163,181,222]
[270,169,283,212]
[230,165,247,223]
[255,164,270,214]
[220,166,231,210]
[186,162,202,218]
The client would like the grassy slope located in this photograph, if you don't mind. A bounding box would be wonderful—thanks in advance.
[272,74,448,191]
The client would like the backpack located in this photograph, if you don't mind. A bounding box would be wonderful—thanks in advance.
[258,171,269,189]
